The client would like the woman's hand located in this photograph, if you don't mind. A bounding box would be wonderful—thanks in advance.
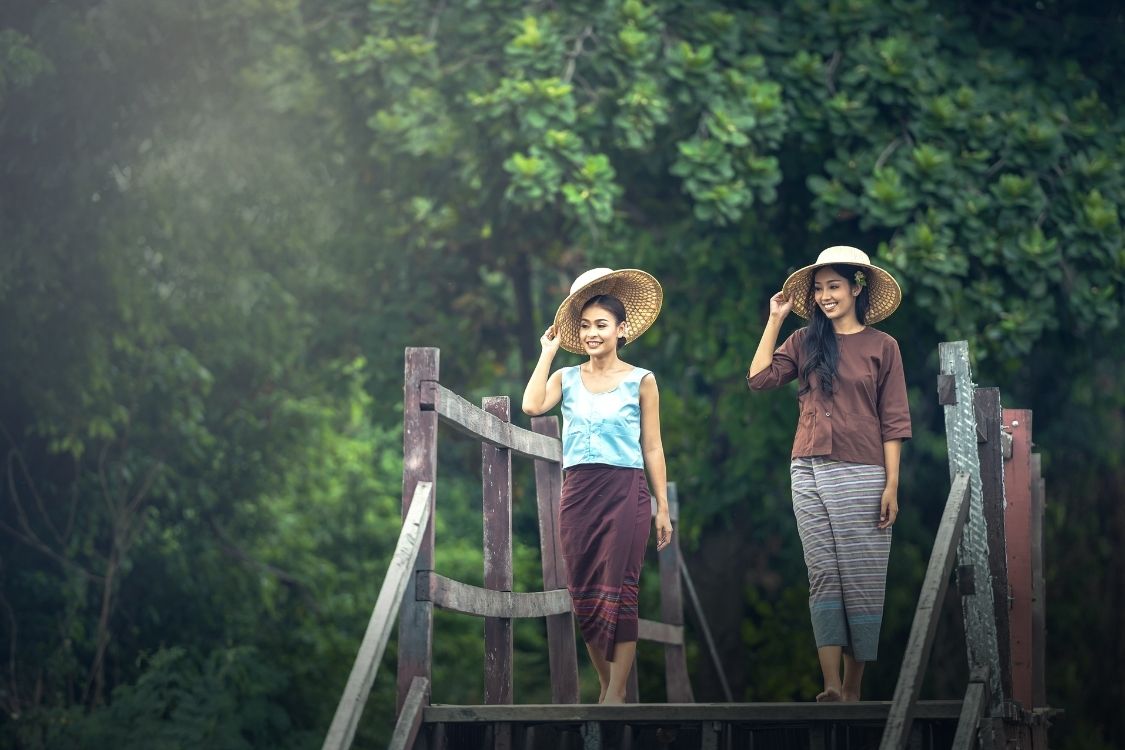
[877,486,899,529]
[540,325,561,356]
[654,509,673,551]
[769,291,793,320]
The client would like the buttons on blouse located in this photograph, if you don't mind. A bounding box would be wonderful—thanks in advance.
[825,411,831,417]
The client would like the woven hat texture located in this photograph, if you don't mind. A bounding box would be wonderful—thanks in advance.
[552,268,663,354]
[782,246,902,324]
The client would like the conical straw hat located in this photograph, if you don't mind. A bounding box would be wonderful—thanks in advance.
[552,268,663,354]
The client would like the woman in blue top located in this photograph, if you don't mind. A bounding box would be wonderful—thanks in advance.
[522,267,673,704]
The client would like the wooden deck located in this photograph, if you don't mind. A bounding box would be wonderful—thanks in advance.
[420,701,966,749]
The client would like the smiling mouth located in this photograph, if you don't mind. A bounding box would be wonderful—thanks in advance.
[821,301,839,312]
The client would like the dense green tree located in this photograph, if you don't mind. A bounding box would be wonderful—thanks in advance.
[0,1,1121,748]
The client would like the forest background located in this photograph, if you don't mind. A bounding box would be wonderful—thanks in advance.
[1,1,1122,748]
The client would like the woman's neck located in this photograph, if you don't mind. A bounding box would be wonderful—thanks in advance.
[831,315,865,335]
[586,351,623,372]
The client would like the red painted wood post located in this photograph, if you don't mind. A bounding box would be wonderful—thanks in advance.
[398,348,439,714]
[482,397,514,706]
[660,484,694,703]
[531,416,580,704]
[1002,409,1034,709]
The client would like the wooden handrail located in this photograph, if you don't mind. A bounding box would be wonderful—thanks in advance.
[322,482,433,750]
[880,472,972,750]
[419,381,562,461]
[419,571,571,618]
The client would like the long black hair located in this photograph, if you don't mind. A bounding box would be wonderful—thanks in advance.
[581,294,628,350]
[800,263,871,395]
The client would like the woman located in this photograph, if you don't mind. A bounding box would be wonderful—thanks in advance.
[522,267,673,704]
[747,246,911,702]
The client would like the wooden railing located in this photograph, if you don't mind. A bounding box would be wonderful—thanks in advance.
[880,341,1051,749]
[322,347,728,749]
[321,342,1049,750]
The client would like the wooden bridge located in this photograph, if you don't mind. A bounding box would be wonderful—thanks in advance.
[321,342,1053,749]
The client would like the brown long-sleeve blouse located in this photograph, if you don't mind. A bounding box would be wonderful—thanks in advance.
[747,326,911,467]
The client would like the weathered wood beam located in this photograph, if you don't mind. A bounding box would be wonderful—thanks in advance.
[482,396,513,713]
[419,571,571,618]
[879,472,972,750]
[637,618,684,645]
[388,677,429,750]
[975,388,1013,701]
[420,381,562,461]
[322,482,433,750]
[398,348,439,715]
[422,700,965,723]
[660,484,693,702]
[952,670,990,750]
[531,416,580,704]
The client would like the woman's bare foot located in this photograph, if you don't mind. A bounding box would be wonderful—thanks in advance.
[815,687,842,702]
[841,689,860,702]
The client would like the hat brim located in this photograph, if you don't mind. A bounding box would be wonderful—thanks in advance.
[552,269,663,354]
[782,261,902,324]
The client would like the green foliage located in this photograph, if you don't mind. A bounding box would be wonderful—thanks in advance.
[1,1,1122,748]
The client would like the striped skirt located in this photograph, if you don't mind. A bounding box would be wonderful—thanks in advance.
[559,464,650,662]
[791,457,891,662]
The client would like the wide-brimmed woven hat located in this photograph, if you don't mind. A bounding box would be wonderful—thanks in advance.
[552,268,663,354]
[782,246,902,324]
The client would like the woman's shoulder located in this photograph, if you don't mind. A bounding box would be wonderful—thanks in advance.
[862,327,902,348]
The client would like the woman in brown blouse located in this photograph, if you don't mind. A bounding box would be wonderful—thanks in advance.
[747,246,911,703]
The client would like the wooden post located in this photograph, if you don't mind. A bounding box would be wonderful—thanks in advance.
[974,388,1013,702]
[1030,453,1046,709]
[1003,409,1034,710]
[660,484,693,703]
[399,348,439,713]
[531,416,580,703]
[483,397,514,706]
[938,341,1004,709]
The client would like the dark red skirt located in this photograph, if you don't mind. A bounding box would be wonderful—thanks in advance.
[559,463,651,662]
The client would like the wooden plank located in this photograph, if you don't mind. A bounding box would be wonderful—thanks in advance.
[952,671,989,750]
[974,388,1013,702]
[1003,409,1034,709]
[581,721,602,750]
[659,484,693,702]
[388,677,430,750]
[482,397,514,708]
[700,721,720,750]
[1030,453,1046,708]
[531,416,580,704]
[323,483,433,750]
[637,618,684,645]
[398,348,439,715]
[679,557,734,702]
[422,382,562,461]
[423,700,966,723]
[879,473,972,750]
[419,572,571,618]
[939,342,1003,710]
[937,373,957,405]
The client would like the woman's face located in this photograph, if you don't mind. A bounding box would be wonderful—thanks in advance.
[579,304,625,354]
[813,267,860,323]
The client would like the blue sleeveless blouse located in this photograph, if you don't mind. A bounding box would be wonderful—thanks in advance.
[560,366,650,469]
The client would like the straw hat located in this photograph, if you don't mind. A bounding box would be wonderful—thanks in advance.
[552,268,663,354]
[782,246,902,324]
